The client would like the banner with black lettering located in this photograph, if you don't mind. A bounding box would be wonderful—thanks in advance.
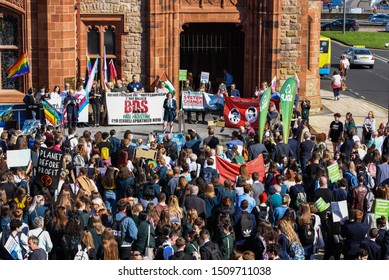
[34,147,63,190]
[106,92,165,125]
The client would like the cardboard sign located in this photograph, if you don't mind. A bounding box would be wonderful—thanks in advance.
[327,163,342,183]
[135,148,157,160]
[179,69,187,81]
[331,200,349,223]
[182,91,204,111]
[6,149,31,168]
[200,72,210,84]
[374,199,389,220]
[35,147,63,190]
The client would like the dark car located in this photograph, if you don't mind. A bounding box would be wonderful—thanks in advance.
[368,13,389,24]
[321,18,360,31]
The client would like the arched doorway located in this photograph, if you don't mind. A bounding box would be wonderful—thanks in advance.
[180,23,244,94]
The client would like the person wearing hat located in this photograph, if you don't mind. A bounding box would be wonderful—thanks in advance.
[328,113,343,153]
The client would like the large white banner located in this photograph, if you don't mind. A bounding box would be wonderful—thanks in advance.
[106,92,165,125]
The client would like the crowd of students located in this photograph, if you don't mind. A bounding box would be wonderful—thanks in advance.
[0,109,389,260]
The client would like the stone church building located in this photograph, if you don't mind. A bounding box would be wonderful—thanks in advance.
[0,0,321,108]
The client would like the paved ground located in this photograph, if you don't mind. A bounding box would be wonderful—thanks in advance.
[72,89,388,145]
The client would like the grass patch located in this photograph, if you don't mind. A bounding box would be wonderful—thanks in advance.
[321,31,389,49]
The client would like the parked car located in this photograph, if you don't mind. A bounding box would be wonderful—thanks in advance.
[321,18,360,31]
[342,47,375,69]
[368,13,389,24]
[386,22,389,31]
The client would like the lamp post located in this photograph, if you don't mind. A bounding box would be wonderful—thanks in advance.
[342,0,346,34]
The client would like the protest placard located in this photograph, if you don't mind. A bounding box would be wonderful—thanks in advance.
[6,149,31,168]
[34,147,63,190]
[374,199,389,219]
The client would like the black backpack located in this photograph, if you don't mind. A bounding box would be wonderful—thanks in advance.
[253,205,269,222]
[299,223,315,246]
[202,242,223,260]
[112,216,128,246]
[62,135,75,150]
[239,212,254,238]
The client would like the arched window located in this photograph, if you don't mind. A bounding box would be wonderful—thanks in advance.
[86,24,119,86]
[0,13,20,90]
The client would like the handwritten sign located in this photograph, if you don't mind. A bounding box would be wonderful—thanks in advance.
[34,147,63,190]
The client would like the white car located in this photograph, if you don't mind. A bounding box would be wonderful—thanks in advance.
[343,47,375,69]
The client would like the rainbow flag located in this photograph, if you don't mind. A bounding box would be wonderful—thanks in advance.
[87,55,92,75]
[42,101,62,126]
[6,51,30,81]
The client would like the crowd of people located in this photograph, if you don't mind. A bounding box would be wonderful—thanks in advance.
[3,67,389,261]
[0,99,388,260]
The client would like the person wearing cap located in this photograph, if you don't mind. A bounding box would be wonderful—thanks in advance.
[328,113,343,153]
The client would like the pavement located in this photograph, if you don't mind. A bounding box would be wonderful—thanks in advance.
[72,89,388,146]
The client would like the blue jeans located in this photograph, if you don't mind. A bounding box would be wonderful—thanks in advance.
[103,189,117,215]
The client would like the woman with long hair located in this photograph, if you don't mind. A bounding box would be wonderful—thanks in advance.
[296,202,314,259]
[101,228,119,260]
[277,219,304,260]
[134,169,147,199]
[201,183,219,225]
[49,206,68,259]
[174,176,187,201]
[132,211,156,257]
[56,189,73,214]
[61,216,82,259]
[0,188,7,207]
[101,166,118,215]
[80,230,96,260]
[87,215,106,259]
[165,195,182,225]
[117,165,135,200]
[264,162,279,193]
[363,110,376,143]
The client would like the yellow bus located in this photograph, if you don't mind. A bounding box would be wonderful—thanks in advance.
[319,35,331,76]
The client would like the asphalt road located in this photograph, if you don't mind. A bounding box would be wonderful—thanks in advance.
[320,41,389,109]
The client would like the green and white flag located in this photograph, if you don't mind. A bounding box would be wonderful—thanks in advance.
[280,77,297,143]
[258,87,271,143]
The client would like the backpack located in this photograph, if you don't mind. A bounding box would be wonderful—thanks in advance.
[288,241,305,260]
[254,205,269,222]
[299,223,315,246]
[203,169,213,183]
[239,212,254,238]
[101,146,110,160]
[154,244,170,260]
[62,136,75,150]
[74,245,89,260]
[112,216,128,247]
[295,188,307,208]
[202,242,223,260]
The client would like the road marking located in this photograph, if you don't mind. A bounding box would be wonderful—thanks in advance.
[374,54,389,63]
[361,96,366,99]
[355,92,359,96]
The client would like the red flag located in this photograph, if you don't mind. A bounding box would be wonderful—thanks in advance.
[109,59,117,83]
[215,155,265,184]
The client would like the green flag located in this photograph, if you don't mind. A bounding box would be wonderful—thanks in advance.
[258,87,271,143]
[280,77,297,143]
